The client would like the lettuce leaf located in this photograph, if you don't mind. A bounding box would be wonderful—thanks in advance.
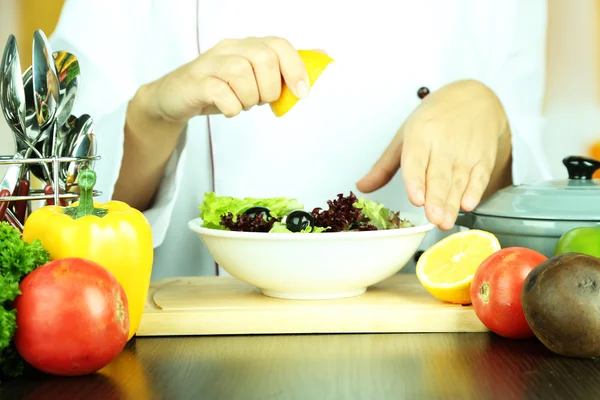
[354,197,415,229]
[353,197,389,230]
[199,192,304,230]
[269,222,328,233]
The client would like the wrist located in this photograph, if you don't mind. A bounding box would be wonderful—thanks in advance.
[126,83,185,145]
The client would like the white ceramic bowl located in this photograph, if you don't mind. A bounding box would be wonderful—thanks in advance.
[188,212,435,300]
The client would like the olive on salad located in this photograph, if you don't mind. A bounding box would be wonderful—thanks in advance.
[243,206,271,219]
[285,210,315,232]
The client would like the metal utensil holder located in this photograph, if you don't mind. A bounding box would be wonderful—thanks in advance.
[0,153,102,206]
[0,28,101,230]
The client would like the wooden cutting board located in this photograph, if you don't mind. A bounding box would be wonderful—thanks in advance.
[136,274,488,336]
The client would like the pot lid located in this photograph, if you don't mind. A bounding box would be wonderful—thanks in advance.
[473,156,600,221]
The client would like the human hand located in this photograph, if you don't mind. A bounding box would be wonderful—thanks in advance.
[143,36,310,125]
[356,80,512,231]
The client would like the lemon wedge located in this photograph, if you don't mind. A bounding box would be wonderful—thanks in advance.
[270,49,334,117]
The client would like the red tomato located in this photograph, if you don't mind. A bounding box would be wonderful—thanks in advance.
[470,247,547,339]
[14,258,129,376]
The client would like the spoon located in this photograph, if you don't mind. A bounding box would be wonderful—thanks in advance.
[18,68,55,185]
[31,29,59,140]
[63,114,96,191]
[52,50,79,128]
[51,50,80,158]
[21,49,80,183]
[0,37,28,223]
[22,113,95,192]
[0,34,26,136]
[0,34,53,185]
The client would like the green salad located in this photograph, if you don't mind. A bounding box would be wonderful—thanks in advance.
[198,191,415,233]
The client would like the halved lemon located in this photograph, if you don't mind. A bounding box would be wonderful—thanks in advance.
[270,49,334,117]
[416,229,501,304]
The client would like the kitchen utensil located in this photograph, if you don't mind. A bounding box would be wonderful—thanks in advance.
[55,113,77,160]
[0,189,11,223]
[5,208,23,231]
[0,155,22,228]
[137,274,487,336]
[23,66,74,186]
[22,49,78,136]
[21,50,83,189]
[4,209,22,231]
[454,155,600,257]
[22,66,37,140]
[17,134,48,183]
[6,132,53,220]
[0,34,26,135]
[23,113,95,192]
[0,38,53,188]
[28,30,59,188]
[32,29,59,131]
[13,125,54,185]
[52,50,79,154]
[188,212,434,300]
[21,67,58,181]
[43,183,67,207]
[0,34,51,190]
[63,114,95,190]
[13,175,30,223]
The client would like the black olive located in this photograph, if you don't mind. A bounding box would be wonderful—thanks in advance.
[243,206,271,219]
[286,210,315,232]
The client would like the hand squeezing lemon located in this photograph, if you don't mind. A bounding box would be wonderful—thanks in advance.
[270,49,334,117]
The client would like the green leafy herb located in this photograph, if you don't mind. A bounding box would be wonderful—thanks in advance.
[0,222,51,378]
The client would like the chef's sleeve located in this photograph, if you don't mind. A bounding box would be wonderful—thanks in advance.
[48,0,188,248]
[482,0,553,185]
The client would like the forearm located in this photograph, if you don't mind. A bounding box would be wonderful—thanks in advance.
[112,84,185,211]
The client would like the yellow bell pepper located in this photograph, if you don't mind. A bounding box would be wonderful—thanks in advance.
[22,169,153,340]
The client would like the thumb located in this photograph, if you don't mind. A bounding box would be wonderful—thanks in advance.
[356,127,405,193]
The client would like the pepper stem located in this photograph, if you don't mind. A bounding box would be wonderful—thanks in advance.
[63,168,107,219]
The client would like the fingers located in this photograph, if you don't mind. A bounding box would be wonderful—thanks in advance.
[438,164,471,231]
[199,36,309,116]
[209,56,259,110]
[356,126,406,194]
[196,77,243,118]
[424,159,492,230]
[423,150,453,227]
[356,118,493,231]
[461,162,493,211]
[223,42,282,103]
[262,37,310,99]
[399,132,428,207]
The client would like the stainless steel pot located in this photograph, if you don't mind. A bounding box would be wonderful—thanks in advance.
[455,155,600,257]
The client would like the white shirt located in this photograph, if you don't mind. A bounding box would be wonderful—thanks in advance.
[51,0,552,280]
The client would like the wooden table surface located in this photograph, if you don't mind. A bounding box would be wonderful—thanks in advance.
[2,332,600,400]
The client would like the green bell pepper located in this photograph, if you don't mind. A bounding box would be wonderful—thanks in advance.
[554,226,600,258]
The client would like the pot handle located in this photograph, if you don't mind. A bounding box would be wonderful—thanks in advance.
[563,155,600,180]
[455,211,474,228]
